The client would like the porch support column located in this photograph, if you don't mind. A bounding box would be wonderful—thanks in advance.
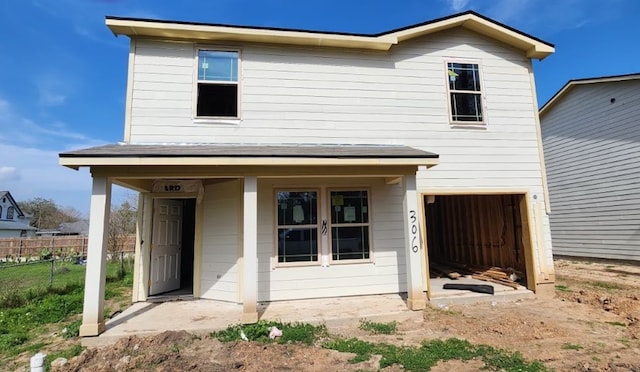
[242,176,259,323]
[79,175,112,336]
[402,174,426,310]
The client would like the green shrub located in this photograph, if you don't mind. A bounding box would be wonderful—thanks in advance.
[212,320,327,345]
[359,319,398,334]
[323,337,548,371]
[62,320,82,339]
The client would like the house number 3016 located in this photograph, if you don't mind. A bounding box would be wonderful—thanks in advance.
[409,210,419,253]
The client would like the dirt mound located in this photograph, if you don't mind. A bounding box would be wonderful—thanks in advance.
[56,331,372,372]
[53,259,640,371]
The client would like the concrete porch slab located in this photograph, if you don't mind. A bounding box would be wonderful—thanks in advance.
[82,293,419,348]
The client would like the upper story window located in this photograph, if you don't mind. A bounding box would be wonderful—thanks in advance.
[6,206,15,220]
[196,49,239,118]
[446,62,484,124]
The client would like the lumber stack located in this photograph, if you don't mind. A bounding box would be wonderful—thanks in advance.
[431,261,523,290]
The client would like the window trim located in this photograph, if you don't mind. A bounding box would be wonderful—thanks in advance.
[444,60,487,127]
[272,186,375,268]
[273,188,321,267]
[193,46,242,121]
[327,188,374,265]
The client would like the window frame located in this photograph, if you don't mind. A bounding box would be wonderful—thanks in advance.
[273,188,321,267]
[444,60,486,127]
[193,46,242,121]
[272,186,374,268]
[6,206,15,220]
[327,188,373,264]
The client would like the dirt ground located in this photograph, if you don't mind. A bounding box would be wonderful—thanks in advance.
[48,258,640,371]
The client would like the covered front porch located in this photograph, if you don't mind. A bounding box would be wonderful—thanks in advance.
[59,143,439,337]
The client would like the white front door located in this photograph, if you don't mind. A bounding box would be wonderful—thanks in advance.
[149,199,183,295]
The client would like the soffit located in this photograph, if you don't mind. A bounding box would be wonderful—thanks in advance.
[106,11,554,59]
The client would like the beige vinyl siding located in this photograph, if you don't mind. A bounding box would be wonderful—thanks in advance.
[541,80,640,261]
[128,29,545,190]
[256,178,406,302]
[199,179,241,302]
[128,27,553,280]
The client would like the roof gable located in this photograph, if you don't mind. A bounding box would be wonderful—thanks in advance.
[106,10,554,60]
[540,73,640,117]
[0,191,25,218]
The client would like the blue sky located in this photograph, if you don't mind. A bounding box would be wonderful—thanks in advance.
[1,0,638,215]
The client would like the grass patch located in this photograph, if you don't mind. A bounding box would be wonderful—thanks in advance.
[606,321,626,327]
[212,320,328,345]
[0,261,86,294]
[590,281,624,290]
[0,260,133,361]
[359,319,397,335]
[323,337,547,371]
[555,284,571,292]
[561,343,583,350]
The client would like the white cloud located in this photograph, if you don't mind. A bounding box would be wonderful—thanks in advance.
[0,97,99,148]
[467,0,626,36]
[0,143,92,213]
[0,97,112,214]
[32,0,157,48]
[0,166,20,181]
[34,73,75,107]
[447,0,471,12]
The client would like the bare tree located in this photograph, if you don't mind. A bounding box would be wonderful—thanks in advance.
[18,197,80,229]
[108,195,138,257]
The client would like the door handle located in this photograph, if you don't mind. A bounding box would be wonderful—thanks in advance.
[322,220,327,236]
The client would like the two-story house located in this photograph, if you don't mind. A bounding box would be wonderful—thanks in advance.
[540,73,640,261]
[0,191,37,238]
[60,11,556,337]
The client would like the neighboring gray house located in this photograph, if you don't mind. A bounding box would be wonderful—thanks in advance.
[37,220,90,236]
[539,73,640,261]
[0,191,37,238]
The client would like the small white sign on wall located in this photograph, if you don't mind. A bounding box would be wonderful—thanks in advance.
[344,206,356,222]
[293,205,305,223]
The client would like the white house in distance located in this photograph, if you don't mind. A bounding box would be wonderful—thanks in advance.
[0,191,37,238]
[540,73,640,261]
[59,11,557,337]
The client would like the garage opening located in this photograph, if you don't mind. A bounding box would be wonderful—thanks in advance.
[424,194,533,297]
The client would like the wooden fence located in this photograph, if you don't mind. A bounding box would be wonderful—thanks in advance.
[0,235,136,260]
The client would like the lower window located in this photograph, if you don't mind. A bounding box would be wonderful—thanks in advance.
[330,190,370,261]
[276,191,318,263]
[275,189,372,265]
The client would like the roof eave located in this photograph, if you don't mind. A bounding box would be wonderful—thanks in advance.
[540,73,640,116]
[106,18,397,51]
[105,12,554,58]
[389,14,554,60]
[59,156,439,168]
